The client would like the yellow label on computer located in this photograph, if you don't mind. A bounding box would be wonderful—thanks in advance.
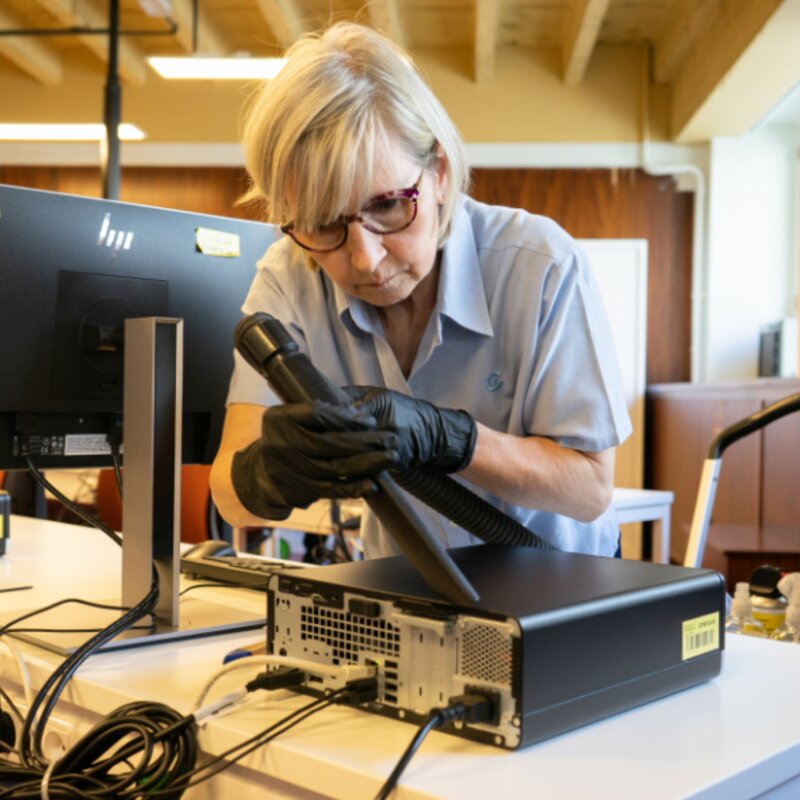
[195,227,241,257]
[682,612,720,660]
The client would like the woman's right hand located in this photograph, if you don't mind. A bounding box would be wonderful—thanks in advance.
[229,400,400,519]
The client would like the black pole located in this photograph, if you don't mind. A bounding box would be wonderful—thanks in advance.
[102,0,121,200]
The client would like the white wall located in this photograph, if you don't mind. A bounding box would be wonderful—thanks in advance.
[704,123,798,382]
[794,122,800,377]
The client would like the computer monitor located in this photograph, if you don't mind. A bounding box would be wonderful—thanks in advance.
[0,183,276,651]
[0,183,274,470]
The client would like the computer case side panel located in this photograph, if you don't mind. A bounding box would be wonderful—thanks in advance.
[516,570,725,747]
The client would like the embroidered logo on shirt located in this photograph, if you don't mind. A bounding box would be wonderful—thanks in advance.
[485,372,503,392]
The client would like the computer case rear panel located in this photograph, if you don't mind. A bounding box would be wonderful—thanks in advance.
[267,545,724,749]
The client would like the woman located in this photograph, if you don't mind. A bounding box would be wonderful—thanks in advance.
[209,21,631,558]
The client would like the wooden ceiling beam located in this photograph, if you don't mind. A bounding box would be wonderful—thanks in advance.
[474,0,500,83]
[562,0,611,85]
[653,0,720,85]
[254,0,310,49]
[166,0,230,55]
[672,0,800,142]
[35,0,147,84]
[367,0,406,50]
[0,6,62,84]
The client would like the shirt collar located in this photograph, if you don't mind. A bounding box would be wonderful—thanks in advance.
[438,197,493,337]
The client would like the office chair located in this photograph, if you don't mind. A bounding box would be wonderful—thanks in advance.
[94,464,218,544]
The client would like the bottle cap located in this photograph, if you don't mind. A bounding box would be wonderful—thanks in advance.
[749,565,784,598]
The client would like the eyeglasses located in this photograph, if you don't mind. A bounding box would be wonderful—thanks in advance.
[280,167,425,253]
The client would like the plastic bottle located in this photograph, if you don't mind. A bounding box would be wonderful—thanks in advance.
[749,565,787,634]
[770,573,800,644]
[725,582,767,637]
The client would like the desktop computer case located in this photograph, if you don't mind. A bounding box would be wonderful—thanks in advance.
[267,544,724,749]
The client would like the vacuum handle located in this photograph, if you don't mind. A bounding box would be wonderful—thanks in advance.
[708,391,800,459]
[233,312,479,606]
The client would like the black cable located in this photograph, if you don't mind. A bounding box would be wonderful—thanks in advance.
[142,682,372,798]
[329,500,355,562]
[175,696,338,792]
[0,701,196,799]
[0,459,168,796]
[0,685,23,759]
[111,442,124,496]
[183,682,377,793]
[16,575,159,770]
[0,597,136,637]
[179,581,263,596]
[374,696,494,800]
[52,470,94,524]
[23,457,121,546]
[6,455,374,796]
[0,686,24,728]
[107,694,338,799]
[1,653,367,797]
[16,459,159,772]
[375,713,441,800]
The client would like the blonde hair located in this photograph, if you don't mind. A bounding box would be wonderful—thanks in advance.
[240,22,469,249]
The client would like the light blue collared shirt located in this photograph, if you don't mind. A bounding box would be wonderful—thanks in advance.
[227,195,632,557]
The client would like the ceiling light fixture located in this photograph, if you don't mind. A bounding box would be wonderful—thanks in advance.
[147,55,286,80]
[145,0,285,81]
[0,123,147,141]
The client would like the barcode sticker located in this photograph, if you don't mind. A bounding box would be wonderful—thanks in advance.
[64,434,112,456]
[682,612,720,660]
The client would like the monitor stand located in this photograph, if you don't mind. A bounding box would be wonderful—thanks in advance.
[8,317,264,656]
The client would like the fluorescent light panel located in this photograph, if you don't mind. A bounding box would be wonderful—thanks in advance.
[148,56,286,80]
[0,123,146,141]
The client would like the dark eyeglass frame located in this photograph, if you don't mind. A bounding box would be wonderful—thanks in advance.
[280,166,426,253]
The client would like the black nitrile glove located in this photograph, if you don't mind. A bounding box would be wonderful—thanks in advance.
[231,401,400,520]
[345,386,477,474]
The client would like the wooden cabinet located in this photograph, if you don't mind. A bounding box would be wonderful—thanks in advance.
[647,379,800,586]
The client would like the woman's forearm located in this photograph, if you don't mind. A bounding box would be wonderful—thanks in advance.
[459,422,615,522]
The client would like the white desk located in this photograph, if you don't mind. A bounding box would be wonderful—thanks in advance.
[2,515,800,800]
[613,487,674,564]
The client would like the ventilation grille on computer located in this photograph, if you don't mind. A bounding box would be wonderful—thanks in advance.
[459,624,513,685]
[300,605,400,663]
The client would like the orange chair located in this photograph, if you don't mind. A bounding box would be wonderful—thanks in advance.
[94,464,214,544]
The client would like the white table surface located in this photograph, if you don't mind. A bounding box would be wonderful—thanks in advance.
[2,515,800,800]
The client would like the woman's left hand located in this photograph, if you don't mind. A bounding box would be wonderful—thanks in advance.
[344,386,477,474]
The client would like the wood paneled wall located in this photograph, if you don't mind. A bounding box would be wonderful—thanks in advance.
[0,165,693,384]
[0,166,254,219]
[470,168,693,385]
[648,379,800,576]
